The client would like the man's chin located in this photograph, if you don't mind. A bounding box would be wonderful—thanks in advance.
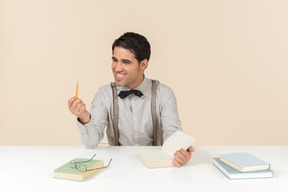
[114,80,125,87]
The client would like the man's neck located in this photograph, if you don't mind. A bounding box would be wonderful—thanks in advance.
[127,75,145,89]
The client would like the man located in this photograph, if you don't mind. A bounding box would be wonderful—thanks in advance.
[68,32,195,167]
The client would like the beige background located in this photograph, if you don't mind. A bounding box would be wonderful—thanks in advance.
[1,0,287,146]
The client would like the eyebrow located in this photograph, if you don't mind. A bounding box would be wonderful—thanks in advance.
[112,57,132,63]
[122,59,132,63]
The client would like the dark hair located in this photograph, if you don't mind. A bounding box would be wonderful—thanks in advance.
[112,32,151,63]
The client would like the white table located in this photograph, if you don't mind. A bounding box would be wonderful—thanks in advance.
[0,146,287,192]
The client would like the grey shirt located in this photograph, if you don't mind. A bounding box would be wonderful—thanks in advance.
[77,77,182,148]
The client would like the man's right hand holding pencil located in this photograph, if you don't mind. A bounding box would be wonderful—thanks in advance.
[68,80,91,124]
[68,97,91,124]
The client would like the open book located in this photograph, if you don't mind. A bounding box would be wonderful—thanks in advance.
[137,131,196,168]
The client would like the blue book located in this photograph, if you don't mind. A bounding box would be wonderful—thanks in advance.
[219,152,270,172]
[213,158,273,180]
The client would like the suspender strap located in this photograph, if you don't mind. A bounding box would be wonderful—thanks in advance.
[111,80,162,146]
[111,82,120,146]
[151,80,159,146]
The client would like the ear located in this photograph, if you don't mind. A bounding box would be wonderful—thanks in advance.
[140,59,148,71]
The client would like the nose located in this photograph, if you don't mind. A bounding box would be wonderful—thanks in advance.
[113,62,123,72]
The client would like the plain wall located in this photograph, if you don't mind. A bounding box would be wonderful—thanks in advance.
[1,0,288,146]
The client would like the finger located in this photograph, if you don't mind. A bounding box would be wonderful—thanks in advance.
[173,158,182,168]
[72,99,83,110]
[187,146,195,152]
[177,149,192,165]
[75,102,85,114]
[174,151,185,166]
[68,97,75,108]
[68,97,75,103]
[179,148,191,159]
[77,103,86,114]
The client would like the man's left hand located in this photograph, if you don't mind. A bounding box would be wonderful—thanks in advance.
[173,146,195,167]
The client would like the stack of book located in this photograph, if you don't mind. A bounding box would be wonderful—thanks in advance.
[213,152,273,180]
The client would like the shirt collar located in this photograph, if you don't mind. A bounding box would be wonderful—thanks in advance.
[135,76,149,93]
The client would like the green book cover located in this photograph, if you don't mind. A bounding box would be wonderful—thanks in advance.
[213,158,273,180]
[54,158,104,181]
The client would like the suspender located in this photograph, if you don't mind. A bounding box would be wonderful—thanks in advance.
[110,80,162,146]
[111,83,120,146]
[151,80,158,146]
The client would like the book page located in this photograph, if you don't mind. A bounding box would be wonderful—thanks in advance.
[162,131,196,157]
[138,149,174,168]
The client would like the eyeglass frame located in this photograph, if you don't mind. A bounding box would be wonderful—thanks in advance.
[69,154,112,172]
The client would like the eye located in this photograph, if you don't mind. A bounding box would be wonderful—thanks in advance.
[112,57,118,62]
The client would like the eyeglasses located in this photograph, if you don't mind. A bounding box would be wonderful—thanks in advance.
[69,154,112,172]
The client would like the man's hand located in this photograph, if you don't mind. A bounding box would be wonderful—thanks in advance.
[173,146,195,167]
[68,97,90,124]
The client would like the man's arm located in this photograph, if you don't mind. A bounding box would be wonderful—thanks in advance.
[158,84,195,167]
[68,97,101,148]
[68,87,109,148]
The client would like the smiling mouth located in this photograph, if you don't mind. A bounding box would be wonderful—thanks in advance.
[115,72,125,80]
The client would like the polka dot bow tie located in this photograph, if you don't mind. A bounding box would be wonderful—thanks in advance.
[118,89,144,99]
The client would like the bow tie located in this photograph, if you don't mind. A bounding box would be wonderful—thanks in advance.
[118,89,144,99]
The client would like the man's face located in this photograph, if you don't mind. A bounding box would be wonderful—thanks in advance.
[112,47,147,89]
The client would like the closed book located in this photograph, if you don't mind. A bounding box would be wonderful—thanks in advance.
[213,158,273,180]
[219,152,270,172]
[137,131,196,168]
[54,158,104,181]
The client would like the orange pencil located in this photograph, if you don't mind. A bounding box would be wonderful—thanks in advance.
[75,80,79,100]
